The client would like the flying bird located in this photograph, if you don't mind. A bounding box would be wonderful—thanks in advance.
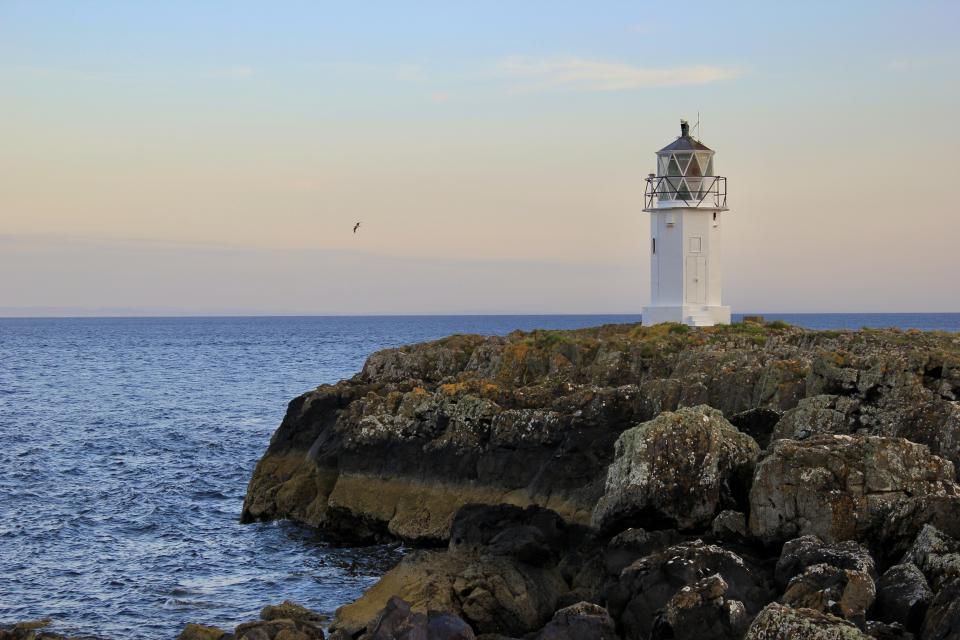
[353,222,361,234]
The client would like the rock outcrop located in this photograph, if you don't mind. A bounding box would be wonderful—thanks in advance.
[774,536,877,589]
[743,603,871,639]
[241,324,960,545]
[178,601,327,640]
[592,405,759,533]
[332,505,570,637]
[749,435,958,545]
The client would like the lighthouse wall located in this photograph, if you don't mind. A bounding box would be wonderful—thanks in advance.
[644,206,729,326]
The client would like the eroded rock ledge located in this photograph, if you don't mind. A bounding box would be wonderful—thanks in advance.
[241,323,960,546]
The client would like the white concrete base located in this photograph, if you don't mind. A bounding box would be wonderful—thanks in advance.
[642,305,731,327]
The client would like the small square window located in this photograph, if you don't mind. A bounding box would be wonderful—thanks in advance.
[689,237,702,253]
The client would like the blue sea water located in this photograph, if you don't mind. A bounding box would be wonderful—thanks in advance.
[1,313,958,639]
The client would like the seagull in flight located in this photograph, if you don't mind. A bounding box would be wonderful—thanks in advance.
[353,221,361,234]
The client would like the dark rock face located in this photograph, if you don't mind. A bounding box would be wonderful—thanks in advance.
[771,394,859,442]
[875,563,931,633]
[878,496,960,565]
[902,525,960,592]
[606,540,773,640]
[359,596,475,640]
[865,621,915,640]
[241,325,960,545]
[592,405,759,533]
[743,602,871,639]
[749,435,958,545]
[922,578,960,640]
[728,407,782,450]
[775,536,878,590]
[780,563,875,628]
[531,602,619,640]
[711,510,748,543]
[601,528,685,578]
[449,504,583,566]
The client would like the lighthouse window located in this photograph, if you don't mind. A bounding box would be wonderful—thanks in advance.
[689,237,702,253]
[674,153,692,173]
[652,238,656,254]
[667,156,682,176]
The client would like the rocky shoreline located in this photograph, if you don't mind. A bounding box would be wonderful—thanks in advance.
[237,322,960,639]
[9,322,960,639]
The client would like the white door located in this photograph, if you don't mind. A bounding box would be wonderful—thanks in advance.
[685,257,707,304]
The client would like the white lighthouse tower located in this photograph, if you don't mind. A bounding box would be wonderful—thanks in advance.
[642,120,731,327]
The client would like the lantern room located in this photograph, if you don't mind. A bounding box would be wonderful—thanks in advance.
[645,120,727,209]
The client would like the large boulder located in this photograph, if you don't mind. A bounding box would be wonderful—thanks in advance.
[874,563,931,633]
[606,540,773,640]
[650,574,748,640]
[235,617,325,640]
[178,624,228,640]
[592,406,760,533]
[259,601,327,625]
[743,603,871,639]
[749,435,959,545]
[531,602,619,640]
[331,549,568,638]
[359,596,475,640]
[780,563,875,628]
[922,578,960,640]
[774,536,877,589]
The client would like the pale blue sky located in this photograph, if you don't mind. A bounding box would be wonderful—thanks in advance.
[2,1,958,315]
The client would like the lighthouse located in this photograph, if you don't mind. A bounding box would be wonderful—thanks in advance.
[642,120,731,327]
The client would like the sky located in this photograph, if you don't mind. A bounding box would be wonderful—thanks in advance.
[1,1,958,315]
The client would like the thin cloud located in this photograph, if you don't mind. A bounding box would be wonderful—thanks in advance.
[498,57,743,92]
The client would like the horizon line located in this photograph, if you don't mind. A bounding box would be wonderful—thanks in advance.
[2,311,960,321]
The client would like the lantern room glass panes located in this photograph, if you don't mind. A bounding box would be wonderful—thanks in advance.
[666,156,682,176]
[657,156,669,175]
[696,152,713,175]
[655,150,717,202]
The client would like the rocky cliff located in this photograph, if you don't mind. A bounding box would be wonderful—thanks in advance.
[241,323,960,546]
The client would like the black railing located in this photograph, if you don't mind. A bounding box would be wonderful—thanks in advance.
[644,175,727,209]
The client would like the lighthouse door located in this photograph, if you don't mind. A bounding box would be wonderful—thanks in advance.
[685,257,707,304]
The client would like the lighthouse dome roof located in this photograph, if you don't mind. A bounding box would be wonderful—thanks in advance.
[657,120,713,154]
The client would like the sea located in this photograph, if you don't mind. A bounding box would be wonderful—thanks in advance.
[2,313,958,639]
